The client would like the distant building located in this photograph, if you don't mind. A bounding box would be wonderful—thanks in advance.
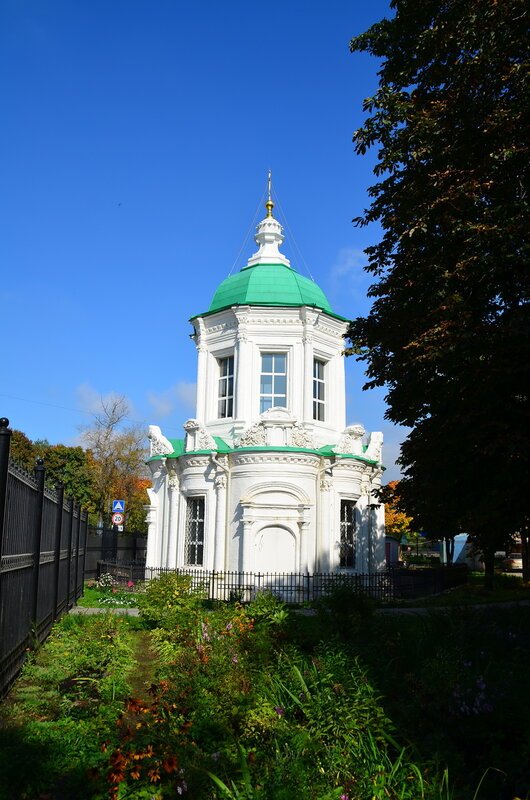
[146,189,385,574]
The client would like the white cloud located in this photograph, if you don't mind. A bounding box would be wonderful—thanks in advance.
[329,247,373,315]
[381,437,403,483]
[75,383,137,422]
[147,382,197,419]
[76,382,104,415]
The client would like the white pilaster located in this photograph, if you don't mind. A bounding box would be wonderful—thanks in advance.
[318,477,333,571]
[213,474,227,571]
[166,470,180,569]
[196,344,208,423]
[235,321,251,421]
[302,331,314,423]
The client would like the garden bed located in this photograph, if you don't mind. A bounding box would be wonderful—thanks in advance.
[0,574,528,799]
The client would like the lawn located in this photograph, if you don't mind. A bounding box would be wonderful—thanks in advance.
[384,572,530,607]
[0,575,528,800]
[75,575,140,609]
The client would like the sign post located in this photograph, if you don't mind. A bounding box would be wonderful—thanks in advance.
[112,500,125,532]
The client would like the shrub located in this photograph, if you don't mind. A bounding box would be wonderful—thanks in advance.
[136,571,204,630]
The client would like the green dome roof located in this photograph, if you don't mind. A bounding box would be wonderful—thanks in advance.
[208,263,333,314]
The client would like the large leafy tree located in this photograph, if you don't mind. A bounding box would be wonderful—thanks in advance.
[8,398,149,533]
[383,481,414,541]
[80,395,148,532]
[9,431,95,510]
[346,0,530,583]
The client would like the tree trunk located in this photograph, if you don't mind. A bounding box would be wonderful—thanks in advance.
[444,536,454,565]
[521,531,529,584]
[483,546,495,590]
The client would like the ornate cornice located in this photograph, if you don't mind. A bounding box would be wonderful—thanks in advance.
[232,453,319,468]
[180,455,210,468]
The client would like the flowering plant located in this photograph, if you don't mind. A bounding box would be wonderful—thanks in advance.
[97,573,118,589]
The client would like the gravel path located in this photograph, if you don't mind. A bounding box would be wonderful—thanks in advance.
[70,606,140,616]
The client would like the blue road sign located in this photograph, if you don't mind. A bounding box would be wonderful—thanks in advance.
[112,500,125,513]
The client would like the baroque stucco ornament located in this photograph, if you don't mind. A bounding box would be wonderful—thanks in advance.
[335,424,366,456]
[148,425,174,457]
[236,421,267,447]
[289,422,315,449]
[183,419,216,452]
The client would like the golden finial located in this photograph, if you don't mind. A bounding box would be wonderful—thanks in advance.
[265,168,274,217]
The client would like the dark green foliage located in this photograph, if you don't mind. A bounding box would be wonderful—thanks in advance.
[352,607,530,800]
[346,0,530,576]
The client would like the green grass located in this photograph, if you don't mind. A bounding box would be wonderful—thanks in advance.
[75,583,140,608]
[382,572,529,608]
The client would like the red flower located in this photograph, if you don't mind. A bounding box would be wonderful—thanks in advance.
[162,755,179,773]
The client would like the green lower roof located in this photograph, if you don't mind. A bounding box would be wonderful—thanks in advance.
[148,439,378,465]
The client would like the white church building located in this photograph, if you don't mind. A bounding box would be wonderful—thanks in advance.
[146,191,385,577]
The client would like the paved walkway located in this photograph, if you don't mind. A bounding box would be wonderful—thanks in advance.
[70,598,529,619]
[70,606,140,616]
[376,599,530,615]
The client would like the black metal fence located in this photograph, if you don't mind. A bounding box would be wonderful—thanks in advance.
[84,527,147,578]
[97,561,468,604]
[97,563,396,602]
[0,418,88,695]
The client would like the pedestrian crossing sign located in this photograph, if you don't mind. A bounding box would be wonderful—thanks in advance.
[112,500,125,513]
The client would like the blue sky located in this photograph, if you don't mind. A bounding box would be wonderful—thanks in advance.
[0,0,406,480]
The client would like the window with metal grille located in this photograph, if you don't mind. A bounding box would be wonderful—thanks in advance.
[260,353,287,413]
[313,358,325,421]
[185,496,205,566]
[218,356,234,418]
[339,499,356,568]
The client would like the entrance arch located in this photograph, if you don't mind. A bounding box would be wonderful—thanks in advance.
[254,525,296,573]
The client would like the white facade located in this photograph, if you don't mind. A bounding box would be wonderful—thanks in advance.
[146,198,385,575]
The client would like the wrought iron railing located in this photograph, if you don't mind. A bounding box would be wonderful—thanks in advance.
[96,561,468,604]
[0,418,88,695]
[96,562,396,602]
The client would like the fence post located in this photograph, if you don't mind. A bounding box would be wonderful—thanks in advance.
[80,511,88,592]
[73,504,81,604]
[65,498,74,609]
[0,418,12,629]
[52,484,64,620]
[32,459,46,632]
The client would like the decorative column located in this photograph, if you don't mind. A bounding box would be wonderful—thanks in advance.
[318,476,333,572]
[302,330,314,423]
[240,509,254,573]
[146,459,167,569]
[213,474,227,571]
[195,343,208,423]
[166,469,180,569]
[355,491,368,573]
[299,516,310,572]
[235,311,251,423]
[144,498,158,572]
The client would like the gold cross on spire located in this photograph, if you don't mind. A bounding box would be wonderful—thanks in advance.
[265,168,274,217]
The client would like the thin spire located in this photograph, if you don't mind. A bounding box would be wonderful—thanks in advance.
[265,168,274,217]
